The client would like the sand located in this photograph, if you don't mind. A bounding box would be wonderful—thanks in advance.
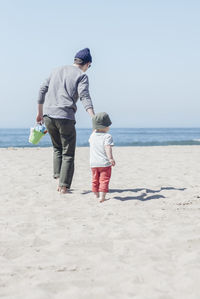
[0,146,200,299]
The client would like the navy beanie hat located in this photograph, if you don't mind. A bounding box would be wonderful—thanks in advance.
[74,48,92,64]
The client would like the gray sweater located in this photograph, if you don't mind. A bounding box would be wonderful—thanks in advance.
[38,65,93,120]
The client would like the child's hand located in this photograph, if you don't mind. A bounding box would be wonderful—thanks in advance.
[110,159,116,166]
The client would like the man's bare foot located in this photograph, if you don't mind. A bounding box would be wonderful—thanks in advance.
[60,187,69,194]
[94,192,99,198]
[56,178,60,192]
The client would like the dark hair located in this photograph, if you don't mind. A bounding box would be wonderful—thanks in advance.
[74,58,86,66]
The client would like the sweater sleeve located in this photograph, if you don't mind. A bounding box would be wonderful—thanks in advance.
[78,74,93,111]
[37,77,50,104]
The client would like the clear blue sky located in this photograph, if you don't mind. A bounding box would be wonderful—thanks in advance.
[0,0,199,128]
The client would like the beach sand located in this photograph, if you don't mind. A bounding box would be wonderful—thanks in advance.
[0,146,200,299]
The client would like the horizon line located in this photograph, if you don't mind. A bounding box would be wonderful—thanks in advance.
[1,126,200,129]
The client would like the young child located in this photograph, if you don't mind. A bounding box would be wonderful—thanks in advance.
[89,112,115,202]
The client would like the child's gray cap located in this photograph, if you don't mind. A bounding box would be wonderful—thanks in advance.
[92,112,112,130]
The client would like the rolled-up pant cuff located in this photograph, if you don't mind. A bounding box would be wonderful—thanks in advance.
[59,183,70,188]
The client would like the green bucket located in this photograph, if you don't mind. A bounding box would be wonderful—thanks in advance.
[29,127,45,145]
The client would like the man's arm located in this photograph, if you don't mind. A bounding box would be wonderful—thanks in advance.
[78,74,95,117]
[36,77,50,123]
[36,104,44,123]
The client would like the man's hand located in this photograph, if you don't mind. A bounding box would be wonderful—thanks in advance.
[87,108,95,117]
[36,113,43,123]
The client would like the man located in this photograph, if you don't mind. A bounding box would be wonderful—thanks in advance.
[36,48,95,194]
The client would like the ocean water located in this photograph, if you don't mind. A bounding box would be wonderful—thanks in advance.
[1,128,200,148]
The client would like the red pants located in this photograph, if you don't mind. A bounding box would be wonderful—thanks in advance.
[91,166,112,193]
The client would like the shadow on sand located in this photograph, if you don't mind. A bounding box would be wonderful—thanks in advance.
[82,187,186,202]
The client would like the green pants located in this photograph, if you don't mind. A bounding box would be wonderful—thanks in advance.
[44,116,76,188]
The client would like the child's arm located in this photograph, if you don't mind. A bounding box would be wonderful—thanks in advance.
[105,145,115,166]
